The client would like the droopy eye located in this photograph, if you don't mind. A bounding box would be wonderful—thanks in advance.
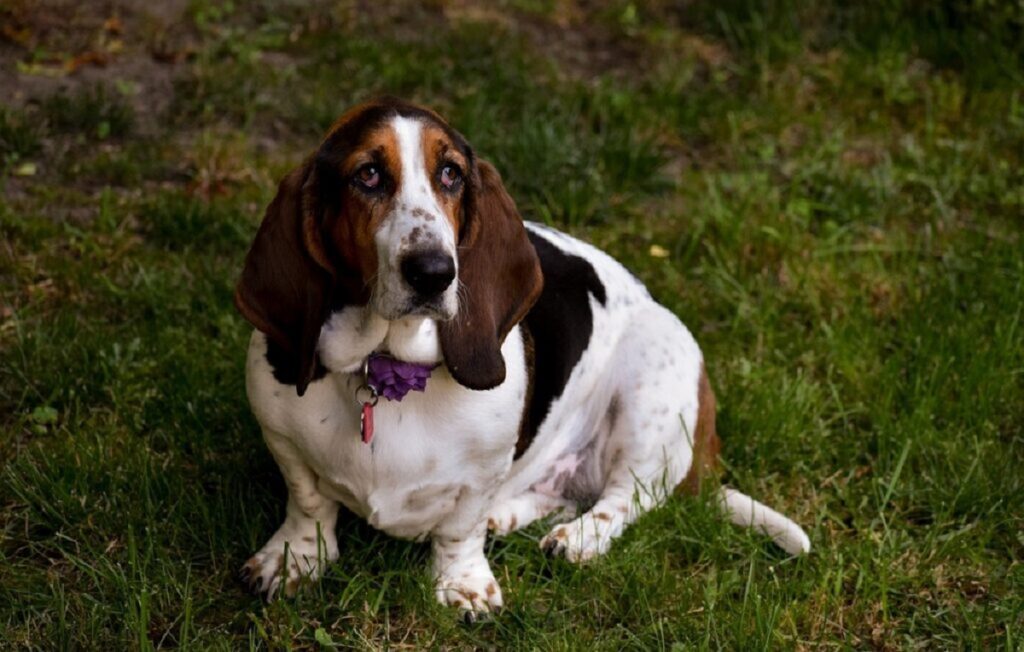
[440,164,461,190]
[355,165,380,190]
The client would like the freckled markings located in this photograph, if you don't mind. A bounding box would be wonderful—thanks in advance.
[411,207,437,222]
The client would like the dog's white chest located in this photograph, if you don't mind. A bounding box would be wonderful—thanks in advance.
[246,330,527,540]
[310,391,511,539]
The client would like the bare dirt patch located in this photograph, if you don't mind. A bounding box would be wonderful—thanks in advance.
[1,0,194,133]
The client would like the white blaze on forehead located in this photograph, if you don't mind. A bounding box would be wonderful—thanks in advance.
[390,115,451,237]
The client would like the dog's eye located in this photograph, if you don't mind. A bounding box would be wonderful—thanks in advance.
[355,165,380,190]
[440,165,461,190]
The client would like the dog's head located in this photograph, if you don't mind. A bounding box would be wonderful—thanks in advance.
[235,98,543,395]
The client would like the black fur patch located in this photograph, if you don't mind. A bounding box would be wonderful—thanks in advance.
[265,339,329,388]
[515,229,607,457]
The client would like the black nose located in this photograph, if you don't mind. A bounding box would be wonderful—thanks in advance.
[400,251,456,297]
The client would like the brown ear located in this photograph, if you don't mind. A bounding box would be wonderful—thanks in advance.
[234,160,334,396]
[440,160,543,390]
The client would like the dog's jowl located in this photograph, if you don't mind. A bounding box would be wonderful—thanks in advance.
[234,98,810,618]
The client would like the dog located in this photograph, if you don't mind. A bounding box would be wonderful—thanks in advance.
[234,97,810,618]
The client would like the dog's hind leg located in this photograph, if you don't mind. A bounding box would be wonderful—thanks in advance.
[240,429,340,599]
[538,465,665,563]
[540,306,703,563]
[536,386,696,560]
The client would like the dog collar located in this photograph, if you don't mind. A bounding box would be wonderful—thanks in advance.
[366,353,438,401]
[355,353,438,445]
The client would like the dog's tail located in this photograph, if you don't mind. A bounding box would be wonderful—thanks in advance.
[715,486,811,555]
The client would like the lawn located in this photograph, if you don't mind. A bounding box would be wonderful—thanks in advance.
[1,0,1022,648]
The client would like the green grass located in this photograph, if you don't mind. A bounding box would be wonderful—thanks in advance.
[0,106,44,168]
[40,84,135,141]
[1,1,1022,648]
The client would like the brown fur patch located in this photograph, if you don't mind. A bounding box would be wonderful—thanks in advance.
[678,362,722,495]
[326,125,402,283]
[421,124,467,234]
[594,512,611,521]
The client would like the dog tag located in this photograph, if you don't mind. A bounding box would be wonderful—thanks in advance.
[360,402,375,444]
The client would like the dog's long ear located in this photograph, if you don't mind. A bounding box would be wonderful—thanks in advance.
[440,159,543,390]
[234,160,334,396]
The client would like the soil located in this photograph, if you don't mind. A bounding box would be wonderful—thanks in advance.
[1,0,193,133]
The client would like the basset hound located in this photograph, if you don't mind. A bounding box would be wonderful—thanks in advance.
[234,97,810,618]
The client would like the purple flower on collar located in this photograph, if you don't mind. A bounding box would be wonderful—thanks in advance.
[367,354,438,401]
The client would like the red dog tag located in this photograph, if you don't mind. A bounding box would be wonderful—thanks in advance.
[360,402,375,444]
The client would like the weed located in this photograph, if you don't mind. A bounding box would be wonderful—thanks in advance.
[40,84,134,140]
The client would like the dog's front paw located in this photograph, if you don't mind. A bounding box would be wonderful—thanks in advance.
[240,531,338,600]
[434,560,503,623]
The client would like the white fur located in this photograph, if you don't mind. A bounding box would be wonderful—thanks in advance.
[718,488,811,555]
[241,129,810,614]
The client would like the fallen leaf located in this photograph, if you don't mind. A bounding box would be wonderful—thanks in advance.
[1,24,33,46]
[30,406,59,425]
[103,16,123,34]
[13,162,37,176]
[66,51,110,73]
[314,627,335,647]
[649,244,669,258]
[15,60,67,78]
